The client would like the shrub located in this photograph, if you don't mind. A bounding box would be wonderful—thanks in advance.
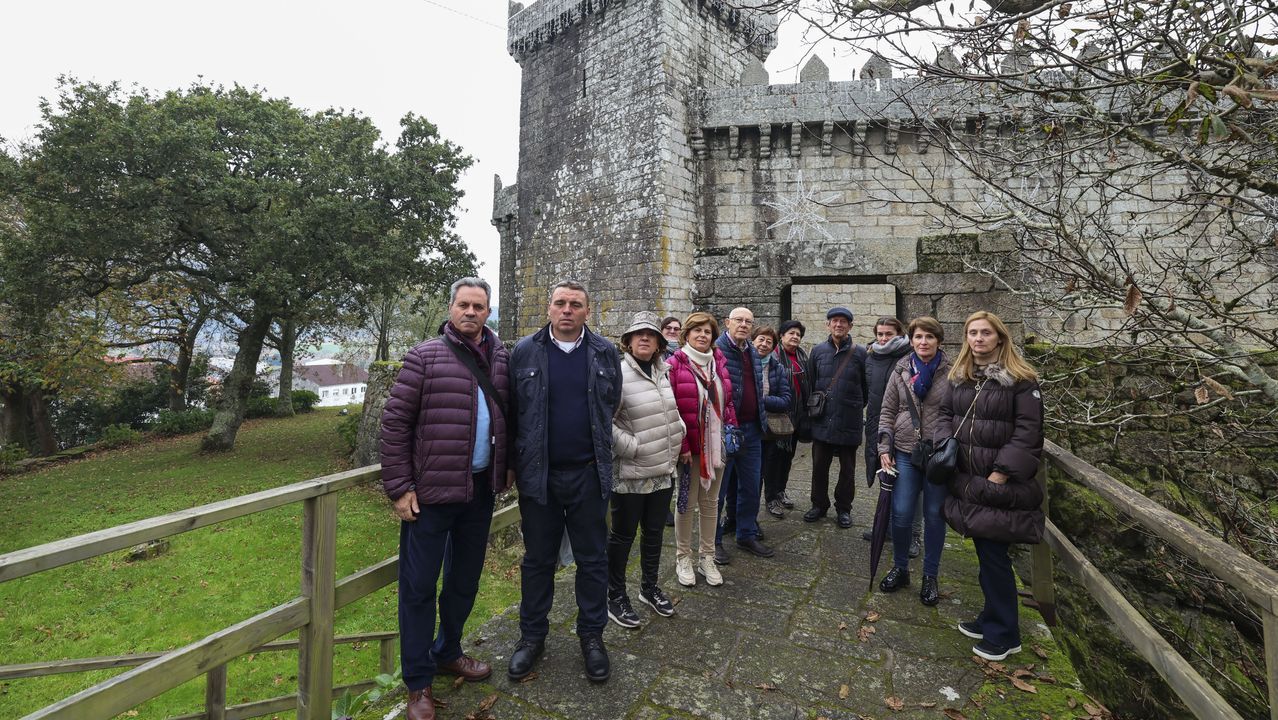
[291,389,320,413]
[337,411,360,455]
[245,396,277,419]
[98,423,142,448]
[0,444,28,471]
[152,408,216,436]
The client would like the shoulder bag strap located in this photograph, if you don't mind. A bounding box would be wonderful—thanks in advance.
[950,380,985,439]
[823,344,857,394]
[899,367,924,438]
[444,338,503,420]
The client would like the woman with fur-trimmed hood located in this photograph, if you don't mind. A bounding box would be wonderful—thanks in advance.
[936,311,1044,664]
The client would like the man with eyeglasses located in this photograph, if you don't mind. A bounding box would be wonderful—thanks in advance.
[804,306,869,529]
[713,307,776,562]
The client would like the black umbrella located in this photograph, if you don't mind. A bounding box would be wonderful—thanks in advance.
[867,466,896,591]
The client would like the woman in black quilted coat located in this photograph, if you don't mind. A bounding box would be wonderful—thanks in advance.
[937,311,1044,663]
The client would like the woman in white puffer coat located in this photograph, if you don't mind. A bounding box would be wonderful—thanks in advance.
[606,311,687,628]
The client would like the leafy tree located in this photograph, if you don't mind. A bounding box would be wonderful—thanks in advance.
[7,80,474,451]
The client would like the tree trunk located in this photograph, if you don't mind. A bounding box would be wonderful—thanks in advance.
[2,386,28,450]
[169,306,211,412]
[202,310,273,452]
[375,295,393,362]
[275,317,297,417]
[27,390,57,456]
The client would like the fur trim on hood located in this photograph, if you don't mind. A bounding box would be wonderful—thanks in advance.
[952,362,1016,387]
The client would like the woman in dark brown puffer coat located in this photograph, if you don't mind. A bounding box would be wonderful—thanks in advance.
[937,311,1044,663]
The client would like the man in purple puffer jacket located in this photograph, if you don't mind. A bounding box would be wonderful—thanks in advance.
[380,277,511,720]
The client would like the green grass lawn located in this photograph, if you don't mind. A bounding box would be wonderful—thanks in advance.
[0,409,521,719]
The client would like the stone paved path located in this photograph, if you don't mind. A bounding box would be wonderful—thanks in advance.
[431,446,1083,719]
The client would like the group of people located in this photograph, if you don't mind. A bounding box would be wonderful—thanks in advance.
[379,276,1045,720]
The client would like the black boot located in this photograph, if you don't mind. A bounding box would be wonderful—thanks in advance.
[579,632,610,683]
[920,575,940,606]
[507,638,545,681]
[879,566,910,592]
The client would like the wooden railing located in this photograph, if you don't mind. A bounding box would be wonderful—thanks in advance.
[0,465,522,720]
[1029,440,1278,720]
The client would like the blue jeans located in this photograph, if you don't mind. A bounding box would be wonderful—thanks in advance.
[716,420,763,544]
[891,450,948,577]
[398,472,495,691]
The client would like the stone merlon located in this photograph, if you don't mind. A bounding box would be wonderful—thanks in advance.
[508,0,777,62]
[491,175,517,224]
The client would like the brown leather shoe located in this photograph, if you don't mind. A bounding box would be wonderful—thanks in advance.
[436,653,492,682]
[405,687,436,720]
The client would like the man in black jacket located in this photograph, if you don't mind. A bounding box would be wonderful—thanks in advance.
[803,307,868,529]
[506,280,622,684]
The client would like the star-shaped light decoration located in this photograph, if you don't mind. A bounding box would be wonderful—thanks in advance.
[762,171,841,242]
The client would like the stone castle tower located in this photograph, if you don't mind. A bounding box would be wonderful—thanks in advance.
[494,0,778,339]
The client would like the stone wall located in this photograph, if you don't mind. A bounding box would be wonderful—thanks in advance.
[496,0,1274,347]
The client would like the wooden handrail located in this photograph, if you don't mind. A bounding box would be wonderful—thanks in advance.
[1045,440,1278,613]
[0,466,380,583]
[1039,441,1278,720]
[4,463,523,720]
[0,633,399,680]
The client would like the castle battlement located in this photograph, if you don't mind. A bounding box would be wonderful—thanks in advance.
[507,0,777,62]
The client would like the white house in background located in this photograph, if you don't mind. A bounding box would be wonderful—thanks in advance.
[294,362,369,408]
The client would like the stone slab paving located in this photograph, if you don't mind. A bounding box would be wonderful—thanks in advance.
[428,446,1084,719]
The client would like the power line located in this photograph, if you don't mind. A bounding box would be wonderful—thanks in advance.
[418,0,505,31]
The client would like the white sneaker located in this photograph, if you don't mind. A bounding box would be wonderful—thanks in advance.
[675,556,696,587]
[698,556,723,586]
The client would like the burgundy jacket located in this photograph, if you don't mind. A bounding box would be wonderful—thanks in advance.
[667,347,738,456]
[380,323,511,504]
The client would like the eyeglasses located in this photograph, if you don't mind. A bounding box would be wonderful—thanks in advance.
[729,317,754,326]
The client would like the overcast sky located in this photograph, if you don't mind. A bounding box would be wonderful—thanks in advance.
[1,1,859,306]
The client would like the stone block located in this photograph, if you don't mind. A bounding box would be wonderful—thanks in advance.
[892,272,994,295]
[918,233,979,255]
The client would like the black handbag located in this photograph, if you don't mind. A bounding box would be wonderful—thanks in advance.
[808,345,856,419]
[926,380,985,486]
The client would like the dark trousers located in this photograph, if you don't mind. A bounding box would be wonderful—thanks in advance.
[716,420,763,544]
[973,537,1020,648]
[398,472,496,691]
[810,439,857,513]
[518,465,609,640]
[762,438,797,501]
[607,485,674,597]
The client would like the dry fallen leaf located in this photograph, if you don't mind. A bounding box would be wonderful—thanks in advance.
[1012,668,1035,679]
[865,610,881,622]
[920,701,936,708]
[839,684,849,699]
[1040,713,1052,720]
[1194,385,1209,404]
[988,661,1006,673]
[858,625,877,642]
[478,694,498,712]
[1037,673,1058,684]
[452,675,466,689]
[1123,282,1142,315]
[1033,645,1049,659]
[838,621,849,632]
[1011,677,1038,694]
[1068,696,1078,708]
[1202,376,1234,400]
[518,671,539,683]
[942,709,969,720]
[755,682,778,692]
[884,696,905,711]
[1084,702,1102,716]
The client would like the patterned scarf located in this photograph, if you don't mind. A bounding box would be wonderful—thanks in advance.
[911,350,945,399]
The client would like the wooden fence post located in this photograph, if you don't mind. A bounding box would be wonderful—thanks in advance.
[379,637,397,676]
[204,664,227,720]
[1264,608,1278,720]
[297,493,338,720]
[1030,459,1057,625]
